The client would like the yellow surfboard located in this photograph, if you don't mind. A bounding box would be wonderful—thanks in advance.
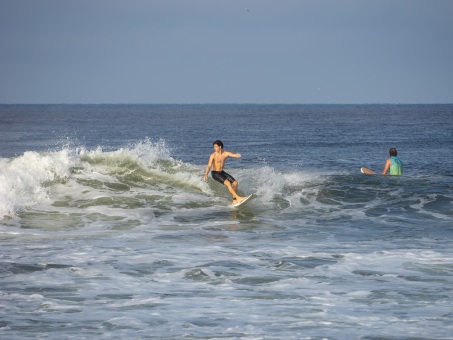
[361,167,377,175]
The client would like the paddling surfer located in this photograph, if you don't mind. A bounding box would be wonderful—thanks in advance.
[204,140,247,204]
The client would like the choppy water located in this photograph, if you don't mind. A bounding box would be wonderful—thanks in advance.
[1,104,453,339]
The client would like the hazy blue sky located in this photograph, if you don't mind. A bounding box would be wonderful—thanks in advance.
[1,0,452,104]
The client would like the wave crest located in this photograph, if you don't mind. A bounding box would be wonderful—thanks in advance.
[0,138,210,219]
[0,149,75,218]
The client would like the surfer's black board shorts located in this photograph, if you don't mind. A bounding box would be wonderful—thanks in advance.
[211,171,236,185]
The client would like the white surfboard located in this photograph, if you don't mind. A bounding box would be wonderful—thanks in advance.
[361,167,377,175]
[232,194,253,207]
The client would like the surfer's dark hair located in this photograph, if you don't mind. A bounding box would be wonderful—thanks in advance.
[389,148,397,157]
[213,140,223,148]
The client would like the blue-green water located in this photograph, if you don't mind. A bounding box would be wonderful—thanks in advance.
[1,104,453,339]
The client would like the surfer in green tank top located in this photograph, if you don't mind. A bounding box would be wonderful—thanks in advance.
[382,148,403,176]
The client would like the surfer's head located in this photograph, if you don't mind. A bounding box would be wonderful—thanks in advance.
[213,140,224,149]
[389,148,397,157]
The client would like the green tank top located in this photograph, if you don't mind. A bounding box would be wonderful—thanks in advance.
[389,156,403,176]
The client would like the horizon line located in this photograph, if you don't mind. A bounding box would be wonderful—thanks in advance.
[1,102,453,106]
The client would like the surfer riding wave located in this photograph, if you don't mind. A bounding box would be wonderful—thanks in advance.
[204,140,248,205]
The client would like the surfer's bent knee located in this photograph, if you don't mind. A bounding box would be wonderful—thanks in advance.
[224,179,232,187]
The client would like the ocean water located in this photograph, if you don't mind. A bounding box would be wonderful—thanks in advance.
[1,104,453,339]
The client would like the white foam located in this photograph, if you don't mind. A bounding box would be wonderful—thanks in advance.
[241,166,321,204]
[79,138,211,195]
[0,139,215,220]
[78,138,172,166]
[0,150,75,218]
[253,166,286,201]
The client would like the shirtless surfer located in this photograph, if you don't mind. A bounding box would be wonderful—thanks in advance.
[204,140,248,204]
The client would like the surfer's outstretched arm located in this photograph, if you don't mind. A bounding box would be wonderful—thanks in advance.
[225,151,241,159]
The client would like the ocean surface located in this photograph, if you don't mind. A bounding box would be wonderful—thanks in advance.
[1,104,452,339]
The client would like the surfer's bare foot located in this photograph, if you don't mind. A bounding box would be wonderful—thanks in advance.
[234,196,246,204]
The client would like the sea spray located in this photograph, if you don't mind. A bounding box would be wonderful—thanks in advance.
[0,150,74,218]
[78,139,211,194]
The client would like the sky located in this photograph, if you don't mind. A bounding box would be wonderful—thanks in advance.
[1,0,452,104]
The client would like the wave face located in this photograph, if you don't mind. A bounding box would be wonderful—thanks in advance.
[1,139,212,222]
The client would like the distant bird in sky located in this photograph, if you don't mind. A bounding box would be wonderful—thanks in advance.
[245,8,250,11]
